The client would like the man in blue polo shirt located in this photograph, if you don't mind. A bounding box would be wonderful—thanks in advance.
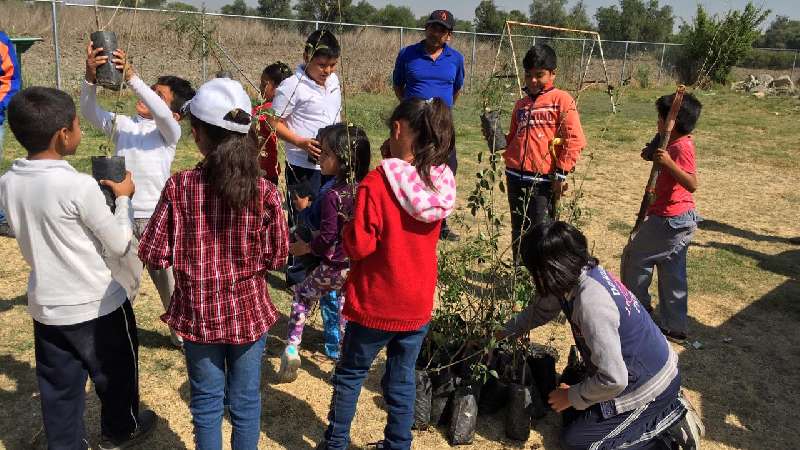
[393,9,464,241]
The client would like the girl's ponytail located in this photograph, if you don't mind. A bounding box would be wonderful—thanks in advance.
[388,97,455,189]
[191,113,261,210]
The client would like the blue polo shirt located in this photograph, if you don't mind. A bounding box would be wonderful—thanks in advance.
[392,41,465,109]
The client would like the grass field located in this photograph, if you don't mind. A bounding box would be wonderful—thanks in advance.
[1,86,799,450]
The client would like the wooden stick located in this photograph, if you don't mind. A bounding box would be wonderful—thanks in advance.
[630,85,686,234]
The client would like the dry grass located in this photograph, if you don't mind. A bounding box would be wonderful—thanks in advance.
[1,19,800,449]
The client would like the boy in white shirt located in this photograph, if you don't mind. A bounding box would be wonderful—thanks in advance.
[269,29,342,220]
[81,43,195,347]
[0,86,155,450]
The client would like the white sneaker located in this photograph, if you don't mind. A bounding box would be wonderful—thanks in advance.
[278,345,301,383]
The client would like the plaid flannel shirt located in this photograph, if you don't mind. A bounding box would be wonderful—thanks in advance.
[139,168,289,344]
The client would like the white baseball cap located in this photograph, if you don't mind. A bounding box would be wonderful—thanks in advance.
[188,78,252,134]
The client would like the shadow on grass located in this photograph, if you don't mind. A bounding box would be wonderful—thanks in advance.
[0,293,26,314]
[675,242,799,449]
[0,354,187,450]
[698,219,797,245]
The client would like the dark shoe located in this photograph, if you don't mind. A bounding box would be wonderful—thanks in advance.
[366,440,387,449]
[0,222,14,238]
[98,409,157,450]
[667,391,705,449]
[789,237,800,245]
[659,326,687,345]
[439,226,460,242]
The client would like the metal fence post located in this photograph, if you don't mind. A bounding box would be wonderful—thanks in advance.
[399,27,404,49]
[620,41,629,85]
[470,32,477,92]
[657,43,666,84]
[50,0,62,89]
[579,39,586,86]
[792,51,798,81]
[315,21,319,31]
[201,6,207,81]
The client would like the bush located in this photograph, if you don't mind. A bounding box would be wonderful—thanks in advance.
[635,65,651,88]
[739,48,798,70]
[674,2,770,86]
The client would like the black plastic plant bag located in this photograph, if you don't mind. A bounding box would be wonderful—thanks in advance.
[413,369,432,430]
[478,375,509,416]
[480,109,507,151]
[447,385,478,445]
[430,370,456,425]
[505,382,532,441]
[91,156,125,212]
[560,345,588,427]
[527,343,559,408]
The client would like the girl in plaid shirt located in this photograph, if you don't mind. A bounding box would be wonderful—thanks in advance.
[138,78,288,450]
[278,123,371,383]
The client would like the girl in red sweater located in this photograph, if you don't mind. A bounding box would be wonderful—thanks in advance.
[318,98,456,450]
[254,61,292,185]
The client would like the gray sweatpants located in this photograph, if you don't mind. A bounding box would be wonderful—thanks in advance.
[133,218,181,344]
[621,210,699,335]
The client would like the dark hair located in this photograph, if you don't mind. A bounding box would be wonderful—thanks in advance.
[190,114,261,210]
[261,61,293,86]
[656,93,702,135]
[523,44,557,71]
[520,221,598,299]
[387,97,454,189]
[305,30,341,59]
[7,87,76,154]
[155,76,195,117]
[317,123,371,183]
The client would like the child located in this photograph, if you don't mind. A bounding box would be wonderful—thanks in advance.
[255,61,293,185]
[82,42,195,347]
[621,93,703,344]
[138,78,288,449]
[0,31,21,238]
[278,123,371,382]
[499,221,704,450]
[0,87,155,449]
[490,44,586,260]
[268,30,341,224]
[318,98,457,450]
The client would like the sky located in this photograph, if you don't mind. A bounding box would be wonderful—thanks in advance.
[183,0,797,24]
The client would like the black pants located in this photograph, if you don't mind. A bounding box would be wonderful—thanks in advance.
[34,300,140,449]
[506,174,553,261]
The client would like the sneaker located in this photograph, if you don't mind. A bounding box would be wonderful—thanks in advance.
[659,327,688,345]
[0,222,14,238]
[278,344,301,383]
[439,226,460,242]
[668,391,705,449]
[98,409,157,450]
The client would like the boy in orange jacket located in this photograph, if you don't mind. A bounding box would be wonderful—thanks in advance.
[494,44,586,260]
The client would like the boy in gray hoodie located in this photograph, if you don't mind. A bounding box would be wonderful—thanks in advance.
[0,87,155,450]
[500,221,704,450]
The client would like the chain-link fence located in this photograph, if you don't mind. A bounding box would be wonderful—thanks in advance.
[2,0,797,94]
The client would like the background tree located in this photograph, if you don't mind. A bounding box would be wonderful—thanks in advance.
[293,0,352,23]
[165,1,197,11]
[220,0,256,15]
[757,16,800,49]
[507,9,528,24]
[257,0,291,18]
[565,1,593,30]
[675,2,770,85]
[99,0,165,8]
[595,0,673,42]
[349,0,376,24]
[372,5,416,28]
[529,0,567,28]
[474,0,507,34]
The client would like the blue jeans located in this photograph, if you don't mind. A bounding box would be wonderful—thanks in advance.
[621,210,700,335]
[324,322,429,450]
[183,334,267,450]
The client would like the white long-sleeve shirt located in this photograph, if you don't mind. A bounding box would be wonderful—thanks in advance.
[0,159,134,325]
[80,75,180,219]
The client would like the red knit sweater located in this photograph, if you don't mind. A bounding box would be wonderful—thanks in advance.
[342,167,442,331]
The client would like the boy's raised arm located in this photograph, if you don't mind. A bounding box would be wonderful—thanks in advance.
[81,43,116,136]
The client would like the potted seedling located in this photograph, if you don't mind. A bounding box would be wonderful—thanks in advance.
[90,4,123,90]
[92,145,126,212]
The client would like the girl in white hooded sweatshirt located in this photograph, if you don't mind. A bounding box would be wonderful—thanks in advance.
[319,97,457,450]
